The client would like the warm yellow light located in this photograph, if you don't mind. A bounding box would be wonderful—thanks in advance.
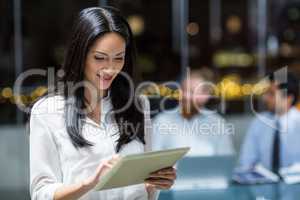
[2,87,13,98]
[226,15,242,34]
[186,22,200,36]
[127,15,145,36]
[242,84,253,95]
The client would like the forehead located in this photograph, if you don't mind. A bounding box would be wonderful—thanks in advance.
[89,32,126,53]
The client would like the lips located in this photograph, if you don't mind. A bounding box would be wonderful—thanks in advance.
[97,74,113,81]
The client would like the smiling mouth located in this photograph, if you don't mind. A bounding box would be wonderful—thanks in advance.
[97,74,113,81]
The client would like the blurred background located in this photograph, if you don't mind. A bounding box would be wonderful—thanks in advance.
[1,0,300,199]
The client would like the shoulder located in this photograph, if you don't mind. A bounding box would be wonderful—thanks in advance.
[29,95,66,139]
[201,109,225,121]
[153,107,180,123]
[138,94,150,108]
[31,94,65,116]
[250,111,274,125]
[137,95,151,115]
[290,107,300,119]
[259,111,273,118]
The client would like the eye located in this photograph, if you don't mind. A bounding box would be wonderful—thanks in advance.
[114,57,125,61]
[94,56,105,61]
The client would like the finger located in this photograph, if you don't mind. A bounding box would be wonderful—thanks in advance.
[150,170,177,177]
[95,161,113,178]
[111,154,121,162]
[96,158,110,170]
[146,177,175,182]
[92,158,115,182]
[161,167,176,174]
[145,180,174,189]
[94,161,107,177]
[150,167,176,175]
[151,167,172,173]
[95,163,104,174]
[149,172,176,180]
[145,181,171,188]
[108,159,116,165]
[145,178,174,186]
[108,155,121,165]
[148,174,176,180]
[108,158,120,165]
[153,184,172,190]
[111,154,120,160]
[102,162,113,169]
[154,185,172,190]
[93,167,104,182]
[145,183,155,189]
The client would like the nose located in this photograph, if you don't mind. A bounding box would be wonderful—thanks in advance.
[98,67,115,77]
[104,57,120,71]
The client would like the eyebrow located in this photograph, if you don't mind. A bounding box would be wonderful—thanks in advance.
[93,51,125,56]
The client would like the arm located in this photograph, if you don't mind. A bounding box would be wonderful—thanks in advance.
[53,182,92,200]
[140,95,160,200]
[127,96,176,200]
[215,117,235,155]
[151,115,166,151]
[141,96,177,200]
[30,106,118,200]
[238,119,260,169]
[53,158,117,200]
[30,111,64,200]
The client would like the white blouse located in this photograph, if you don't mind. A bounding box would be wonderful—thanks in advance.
[29,93,158,200]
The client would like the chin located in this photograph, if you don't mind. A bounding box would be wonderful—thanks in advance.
[97,85,111,91]
[96,80,112,90]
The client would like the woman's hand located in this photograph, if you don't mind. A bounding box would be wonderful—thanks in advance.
[54,155,121,200]
[145,167,177,192]
[81,154,120,190]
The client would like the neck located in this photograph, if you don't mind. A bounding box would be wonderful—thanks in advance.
[83,89,108,125]
[84,89,107,105]
[84,89,107,119]
[276,104,293,116]
[180,104,201,119]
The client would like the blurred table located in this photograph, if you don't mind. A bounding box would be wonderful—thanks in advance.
[159,183,300,200]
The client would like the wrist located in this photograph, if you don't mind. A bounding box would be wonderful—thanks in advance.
[145,183,156,194]
[80,180,94,192]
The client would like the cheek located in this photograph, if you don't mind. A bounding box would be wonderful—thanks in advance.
[118,61,125,70]
[85,61,105,78]
[114,62,125,74]
[85,59,96,75]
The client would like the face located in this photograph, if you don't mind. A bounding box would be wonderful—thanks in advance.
[181,76,211,112]
[84,32,126,94]
[262,82,293,114]
[274,86,293,114]
[262,83,277,112]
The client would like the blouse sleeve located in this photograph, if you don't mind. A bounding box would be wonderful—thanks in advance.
[140,95,160,200]
[29,103,63,200]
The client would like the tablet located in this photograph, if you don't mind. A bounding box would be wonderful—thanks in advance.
[94,147,190,191]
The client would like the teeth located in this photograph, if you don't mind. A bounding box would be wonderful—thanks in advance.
[97,74,112,80]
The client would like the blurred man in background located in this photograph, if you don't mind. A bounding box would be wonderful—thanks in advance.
[238,72,300,175]
[152,68,235,156]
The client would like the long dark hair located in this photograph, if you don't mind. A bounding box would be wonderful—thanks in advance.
[55,7,145,152]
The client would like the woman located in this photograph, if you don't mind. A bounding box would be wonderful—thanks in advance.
[30,7,176,200]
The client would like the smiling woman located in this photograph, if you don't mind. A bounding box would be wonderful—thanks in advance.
[29,6,176,200]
